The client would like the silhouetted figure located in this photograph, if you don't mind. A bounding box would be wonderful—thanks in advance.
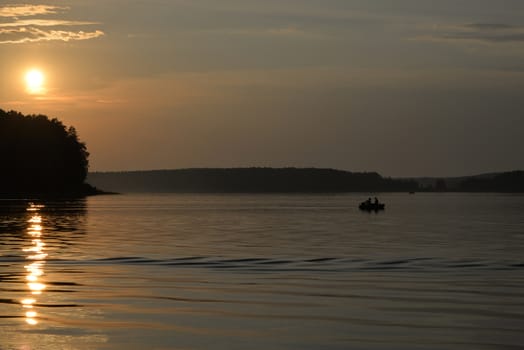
[359,197,385,212]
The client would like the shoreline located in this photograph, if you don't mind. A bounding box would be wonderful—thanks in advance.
[0,183,119,200]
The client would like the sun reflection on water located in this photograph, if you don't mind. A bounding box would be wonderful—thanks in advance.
[21,203,47,326]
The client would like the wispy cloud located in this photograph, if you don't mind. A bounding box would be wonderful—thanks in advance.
[0,19,99,28]
[266,26,315,38]
[0,27,104,44]
[0,4,104,44]
[416,23,524,44]
[0,4,66,17]
[197,26,328,40]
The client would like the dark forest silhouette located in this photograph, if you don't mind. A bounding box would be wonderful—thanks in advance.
[88,168,524,194]
[458,171,524,192]
[88,168,419,193]
[413,171,524,192]
[0,109,97,197]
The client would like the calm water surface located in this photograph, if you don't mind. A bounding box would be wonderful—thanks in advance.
[0,193,523,349]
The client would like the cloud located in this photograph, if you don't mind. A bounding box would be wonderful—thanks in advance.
[416,23,524,44]
[0,27,104,44]
[266,26,315,38]
[0,3,104,44]
[0,4,67,17]
[464,23,513,31]
[0,19,99,28]
[197,26,328,40]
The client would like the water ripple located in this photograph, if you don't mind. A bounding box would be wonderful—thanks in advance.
[14,255,520,273]
[1,194,524,350]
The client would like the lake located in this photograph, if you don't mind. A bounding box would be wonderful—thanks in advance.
[1,193,523,349]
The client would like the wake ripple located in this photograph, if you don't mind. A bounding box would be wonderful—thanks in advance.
[2,256,517,272]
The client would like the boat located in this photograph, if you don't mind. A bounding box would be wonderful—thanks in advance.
[359,201,385,211]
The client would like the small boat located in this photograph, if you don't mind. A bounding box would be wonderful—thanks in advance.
[359,201,385,212]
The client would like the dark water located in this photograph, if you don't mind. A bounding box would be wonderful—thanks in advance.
[1,193,523,349]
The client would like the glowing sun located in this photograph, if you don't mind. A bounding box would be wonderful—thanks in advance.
[25,69,45,94]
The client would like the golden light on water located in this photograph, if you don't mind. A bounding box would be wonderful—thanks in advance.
[21,204,47,326]
[26,204,44,212]
[25,261,44,276]
[28,282,46,294]
[28,216,42,224]
[23,240,45,253]
[26,318,38,326]
[26,311,37,318]
[28,224,43,233]
[24,69,46,95]
[21,298,36,308]
[26,310,39,325]
[28,253,48,261]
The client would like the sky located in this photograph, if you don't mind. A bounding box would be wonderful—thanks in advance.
[1,0,524,177]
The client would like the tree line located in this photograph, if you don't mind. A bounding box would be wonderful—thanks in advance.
[0,109,92,196]
[88,168,419,193]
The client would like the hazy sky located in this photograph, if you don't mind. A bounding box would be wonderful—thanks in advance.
[1,1,524,177]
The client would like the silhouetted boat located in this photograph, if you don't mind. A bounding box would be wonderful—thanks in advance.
[359,201,385,211]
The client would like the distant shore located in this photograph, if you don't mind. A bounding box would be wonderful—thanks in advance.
[87,168,524,194]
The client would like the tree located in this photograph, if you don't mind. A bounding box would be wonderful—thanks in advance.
[435,179,447,192]
[0,109,90,195]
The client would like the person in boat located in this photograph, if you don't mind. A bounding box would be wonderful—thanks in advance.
[374,197,379,205]
[366,198,372,205]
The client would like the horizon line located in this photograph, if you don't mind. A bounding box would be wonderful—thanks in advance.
[87,167,524,179]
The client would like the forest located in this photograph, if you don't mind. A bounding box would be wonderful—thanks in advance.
[0,109,96,197]
[89,168,524,194]
[88,168,419,193]
[458,171,524,192]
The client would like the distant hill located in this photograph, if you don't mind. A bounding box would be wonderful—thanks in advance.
[408,171,524,192]
[87,168,418,193]
[457,171,524,192]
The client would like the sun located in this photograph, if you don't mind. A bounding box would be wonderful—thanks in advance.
[25,69,46,94]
